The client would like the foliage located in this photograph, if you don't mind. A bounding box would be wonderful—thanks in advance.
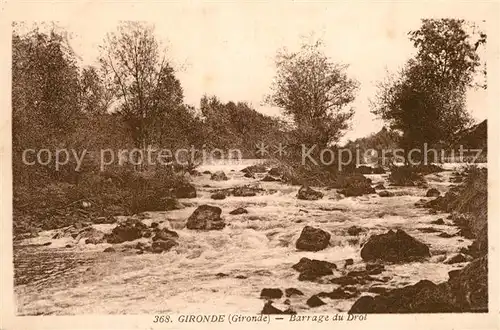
[266,40,358,146]
[371,19,486,154]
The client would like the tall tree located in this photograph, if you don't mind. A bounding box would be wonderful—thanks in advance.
[266,40,358,147]
[99,22,184,154]
[371,19,486,157]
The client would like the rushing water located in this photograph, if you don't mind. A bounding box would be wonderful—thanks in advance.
[14,161,476,315]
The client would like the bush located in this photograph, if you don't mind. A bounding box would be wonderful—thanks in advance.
[13,166,189,235]
[389,166,426,186]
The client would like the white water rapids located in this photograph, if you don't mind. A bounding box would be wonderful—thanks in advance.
[14,160,477,315]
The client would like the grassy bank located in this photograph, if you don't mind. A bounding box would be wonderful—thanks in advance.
[13,167,190,239]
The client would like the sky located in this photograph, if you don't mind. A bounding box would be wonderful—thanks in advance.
[22,2,488,143]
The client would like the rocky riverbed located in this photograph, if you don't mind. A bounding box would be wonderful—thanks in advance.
[14,161,479,315]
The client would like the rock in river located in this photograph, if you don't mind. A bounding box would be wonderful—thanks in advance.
[292,257,337,281]
[186,205,225,230]
[210,171,228,181]
[229,207,248,215]
[349,256,487,314]
[210,192,226,200]
[296,226,331,251]
[260,288,283,299]
[297,186,324,201]
[360,229,430,262]
[152,239,178,253]
[426,188,441,197]
[307,295,326,307]
[172,183,197,198]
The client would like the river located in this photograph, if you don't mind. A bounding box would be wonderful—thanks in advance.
[13,160,476,315]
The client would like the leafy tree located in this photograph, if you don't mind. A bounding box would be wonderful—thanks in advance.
[266,40,358,147]
[12,27,83,183]
[371,19,486,159]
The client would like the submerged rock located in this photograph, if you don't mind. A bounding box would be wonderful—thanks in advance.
[261,175,280,182]
[297,186,324,201]
[296,226,331,251]
[438,232,456,238]
[378,190,394,197]
[103,247,115,253]
[243,172,255,179]
[229,207,248,215]
[360,229,430,262]
[374,183,386,190]
[186,205,225,230]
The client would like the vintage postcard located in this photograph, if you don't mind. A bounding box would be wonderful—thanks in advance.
[1,1,499,329]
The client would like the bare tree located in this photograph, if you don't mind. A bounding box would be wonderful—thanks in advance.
[99,21,184,167]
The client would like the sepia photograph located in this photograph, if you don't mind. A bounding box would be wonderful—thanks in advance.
[1,1,498,328]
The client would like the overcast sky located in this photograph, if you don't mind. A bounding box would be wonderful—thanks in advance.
[23,2,488,143]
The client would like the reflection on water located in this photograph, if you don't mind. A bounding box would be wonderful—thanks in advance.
[14,160,476,315]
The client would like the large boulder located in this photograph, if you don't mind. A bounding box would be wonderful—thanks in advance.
[292,257,337,281]
[296,226,331,251]
[186,205,225,230]
[297,186,324,201]
[172,183,197,198]
[360,229,430,262]
[210,171,228,181]
[349,280,454,313]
